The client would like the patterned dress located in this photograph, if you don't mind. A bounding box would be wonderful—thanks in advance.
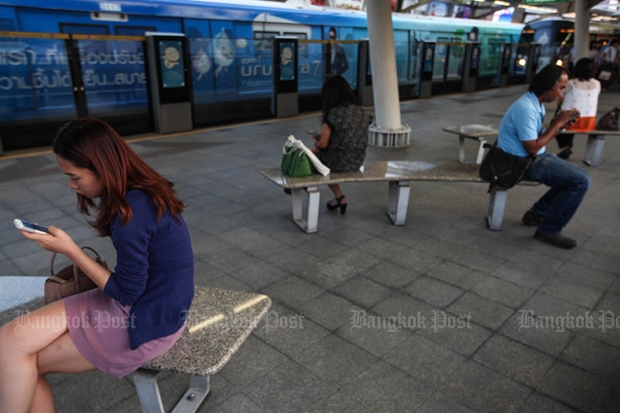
[318,104,369,173]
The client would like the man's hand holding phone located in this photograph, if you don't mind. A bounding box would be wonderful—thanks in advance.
[556,109,580,132]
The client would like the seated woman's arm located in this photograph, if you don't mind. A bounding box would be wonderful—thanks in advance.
[313,123,332,151]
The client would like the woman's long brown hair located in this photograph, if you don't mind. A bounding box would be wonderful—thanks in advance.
[53,118,185,236]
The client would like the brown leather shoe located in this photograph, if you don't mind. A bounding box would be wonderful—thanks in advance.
[534,230,576,249]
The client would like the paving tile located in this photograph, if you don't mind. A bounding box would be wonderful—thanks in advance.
[537,361,620,413]
[330,275,391,308]
[371,292,437,329]
[439,361,532,413]
[362,260,421,288]
[490,262,553,290]
[218,226,290,258]
[314,360,434,413]
[448,249,505,273]
[555,260,616,291]
[417,317,492,357]
[260,275,323,310]
[208,393,263,413]
[426,261,486,290]
[335,311,412,357]
[517,392,580,413]
[447,292,514,330]
[470,276,535,309]
[300,292,363,331]
[228,259,290,289]
[473,334,555,388]
[294,334,378,387]
[560,334,620,380]
[405,275,465,308]
[388,248,446,274]
[383,333,467,386]
[539,277,604,310]
[217,336,288,386]
[498,292,584,356]
[243,360,335,413]
[415,391,478,413]
[253,302,330,358]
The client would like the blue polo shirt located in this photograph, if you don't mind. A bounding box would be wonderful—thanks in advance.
[498,91,546,157]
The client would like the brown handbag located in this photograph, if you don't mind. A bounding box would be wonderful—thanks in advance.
[596,107,620,131]
[44,246,108,304]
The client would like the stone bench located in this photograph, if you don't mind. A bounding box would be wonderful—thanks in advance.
[442,124,498,164]
[442,124,620,167]
[261,160,524,233]
[0,283,271,413]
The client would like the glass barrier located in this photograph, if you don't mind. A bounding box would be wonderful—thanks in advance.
[0,36,75,122]
[77,39,148,116]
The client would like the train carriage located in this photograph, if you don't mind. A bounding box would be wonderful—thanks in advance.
[0,0,523,150]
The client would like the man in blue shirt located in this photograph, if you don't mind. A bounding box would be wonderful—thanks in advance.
[498,64,590,249]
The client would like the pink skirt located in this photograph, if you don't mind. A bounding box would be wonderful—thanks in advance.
[64,288,185,378]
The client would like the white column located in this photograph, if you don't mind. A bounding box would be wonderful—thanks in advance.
[573,0,590,61]
[365,0,411,147]
[366,0,401,130]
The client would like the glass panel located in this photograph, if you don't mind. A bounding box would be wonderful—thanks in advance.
[433,41,447,82]
[77,39,148,116]
[447,44,464,81]
[299,41,323,94]
[0,36,75,122]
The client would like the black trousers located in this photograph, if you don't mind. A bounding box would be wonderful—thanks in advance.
[556,133,574,149]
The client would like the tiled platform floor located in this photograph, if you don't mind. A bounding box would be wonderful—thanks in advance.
[1,85,620,412]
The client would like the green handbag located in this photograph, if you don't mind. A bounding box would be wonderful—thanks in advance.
[281,146,314,177]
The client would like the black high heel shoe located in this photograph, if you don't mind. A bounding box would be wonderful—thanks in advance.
[326,195,347,214]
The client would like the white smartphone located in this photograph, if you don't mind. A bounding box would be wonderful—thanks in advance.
[13,219,50,234]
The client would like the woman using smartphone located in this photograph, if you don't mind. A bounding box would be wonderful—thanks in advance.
[0,118,194,413]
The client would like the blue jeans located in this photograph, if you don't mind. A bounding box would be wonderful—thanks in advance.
[524,153,590,233]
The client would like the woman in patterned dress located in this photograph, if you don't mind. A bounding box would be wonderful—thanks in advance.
[311,75,370,214]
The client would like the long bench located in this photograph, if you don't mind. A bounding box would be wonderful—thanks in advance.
[261,160,520,233]
[442,124,620,167]
[0,284,271,413]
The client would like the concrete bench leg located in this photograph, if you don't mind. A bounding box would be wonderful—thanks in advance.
[458,135,466,163]
[475,138,487,165]
[387,180,410,226]
[291,187,319,233]
[487,186,507,231]
[583,133,605,166]
[134,368,210,413]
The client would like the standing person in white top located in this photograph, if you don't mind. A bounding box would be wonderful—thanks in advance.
[555,58,601,160]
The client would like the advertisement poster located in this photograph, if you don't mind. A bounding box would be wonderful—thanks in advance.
[279,41,295,81]
[159,40,185,88]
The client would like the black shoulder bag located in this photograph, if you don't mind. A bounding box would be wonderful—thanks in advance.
[479,141,534,189]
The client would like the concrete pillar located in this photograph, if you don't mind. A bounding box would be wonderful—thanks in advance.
[573,0,590,61]
[366,0,411,147]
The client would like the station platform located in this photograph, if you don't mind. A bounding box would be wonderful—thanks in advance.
[1,86,620,412]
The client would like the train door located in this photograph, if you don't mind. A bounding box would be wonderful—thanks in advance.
[60,24,110,118]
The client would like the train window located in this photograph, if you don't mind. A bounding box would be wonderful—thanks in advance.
[254,31,279,52]
[115,26,156,36]
[0,18,15,31]
[60,24,109,35]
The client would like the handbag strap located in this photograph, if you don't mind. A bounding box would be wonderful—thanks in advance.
[50,246,104,279]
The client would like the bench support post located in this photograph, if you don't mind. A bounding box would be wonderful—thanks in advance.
[387,180,410,226]
[291,187,319,233]
[475,138,487,165]
[487,186,507,231]
[583,133,605,166]
[134,368,211,413]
